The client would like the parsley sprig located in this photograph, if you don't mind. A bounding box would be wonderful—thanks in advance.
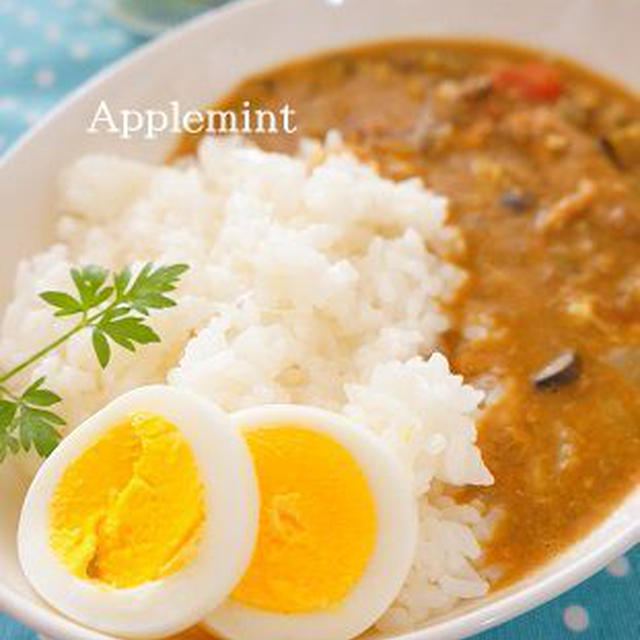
[0,262,189,462]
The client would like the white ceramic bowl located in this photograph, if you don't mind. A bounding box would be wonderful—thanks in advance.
[0,0,638,639]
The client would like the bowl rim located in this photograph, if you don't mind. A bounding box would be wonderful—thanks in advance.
[0,1,639,639]
[1,522,637,640]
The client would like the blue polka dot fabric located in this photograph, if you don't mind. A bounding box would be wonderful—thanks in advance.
[0,0,145,154]
[0,1,638,639]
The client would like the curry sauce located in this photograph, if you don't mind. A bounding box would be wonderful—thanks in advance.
[174,40,640,588]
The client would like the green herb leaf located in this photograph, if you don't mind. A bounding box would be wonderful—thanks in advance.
[71,265,110,310]
[26,407,66,426]
[114,265,132,297]
[92,328,111,368]
[99,305,130,324]
[100,317,160,351]
[122,263,189,315]
[0,430,19,463]
[0,400,17,429]
[21,378,63,407]
[0,261,189,463]
[92,286,115,308]
[0,399,19,463]
[17,406,63,457]
[39,291,83,317]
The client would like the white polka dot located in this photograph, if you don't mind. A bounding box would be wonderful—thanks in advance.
[563,605,589,632]
[44,23,61,42]
[34,67,55,88]
[6,47,28,67]
[0,96,18,110]
[18,7,38,26]
[70,41,90,60]
[606,555,631,577]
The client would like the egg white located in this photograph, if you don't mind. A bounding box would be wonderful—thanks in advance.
[204,404,419,640]
[17,385,259,639]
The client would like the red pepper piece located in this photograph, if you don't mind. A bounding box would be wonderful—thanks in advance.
[493,62,563,102]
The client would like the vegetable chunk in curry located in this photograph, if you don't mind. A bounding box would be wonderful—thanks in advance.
[175,40,640,587]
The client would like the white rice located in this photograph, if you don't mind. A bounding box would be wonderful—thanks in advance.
[0,133,493,631]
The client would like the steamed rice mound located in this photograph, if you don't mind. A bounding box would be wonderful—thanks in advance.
[0,133,493,630]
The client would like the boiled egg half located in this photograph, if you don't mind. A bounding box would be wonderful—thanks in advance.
[205,404,418,640]
[17,385,259,639]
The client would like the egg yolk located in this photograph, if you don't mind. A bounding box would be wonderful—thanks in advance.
[231,425,376,613]
[49,412,205,589]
